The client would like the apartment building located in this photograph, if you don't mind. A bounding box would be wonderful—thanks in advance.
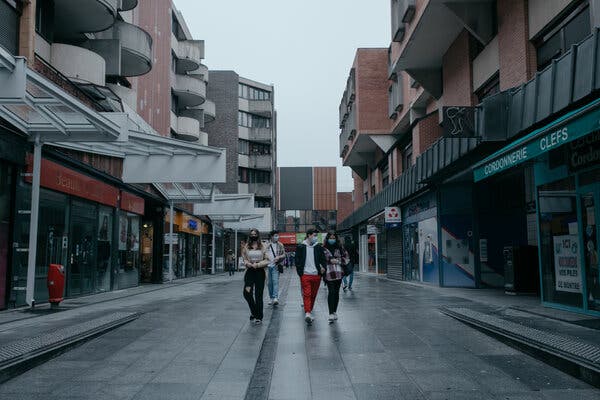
[0,0,228,308]
[339,0,600,315]
[205,71,277,232]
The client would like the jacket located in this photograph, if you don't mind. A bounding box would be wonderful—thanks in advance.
[241,243,270,269]
[295,242,326,277]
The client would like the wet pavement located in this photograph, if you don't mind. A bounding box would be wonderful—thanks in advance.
[0,271,599,399]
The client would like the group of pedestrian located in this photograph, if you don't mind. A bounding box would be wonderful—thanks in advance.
[241,227,352,326]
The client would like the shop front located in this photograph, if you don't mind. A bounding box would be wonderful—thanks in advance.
[402,191,439,284]
[163,211,207,280]
[474,98,600,315]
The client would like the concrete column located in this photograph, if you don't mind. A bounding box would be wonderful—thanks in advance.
[25,135,42,307]
[18,0,36,64]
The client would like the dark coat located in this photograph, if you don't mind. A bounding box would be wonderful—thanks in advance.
[294,243,326,277]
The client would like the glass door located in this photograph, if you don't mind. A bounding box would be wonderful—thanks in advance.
[579,169,600,312]
[68,201,97,296]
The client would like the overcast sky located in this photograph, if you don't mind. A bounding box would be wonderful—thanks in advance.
[175,0,390,192]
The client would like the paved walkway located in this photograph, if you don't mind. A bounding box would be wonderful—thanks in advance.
[0,272,598,399]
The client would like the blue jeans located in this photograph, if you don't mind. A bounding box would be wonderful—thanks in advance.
[342,271,354,288]
[267,265,279,299]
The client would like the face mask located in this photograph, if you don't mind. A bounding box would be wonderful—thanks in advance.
[310,236,318,245]
[272,235,279,242]
[327,239,337,245]
[249,236,258,241]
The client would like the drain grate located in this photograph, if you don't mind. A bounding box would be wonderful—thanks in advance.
[442,307,600,369]
[0,312,139,368]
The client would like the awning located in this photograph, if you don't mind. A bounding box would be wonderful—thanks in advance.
[473,97,600,182]
[0,48,121,142]
[193,193,271,231]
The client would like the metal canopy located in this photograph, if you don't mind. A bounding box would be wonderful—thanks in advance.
[0,48,120,142]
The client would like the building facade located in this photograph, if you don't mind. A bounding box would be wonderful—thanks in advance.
[339,0,600,315]
[276,167,337,249]
[205,71,277,231]
[0,0,228,309]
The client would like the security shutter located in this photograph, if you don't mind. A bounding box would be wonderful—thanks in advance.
[387,228,403,280]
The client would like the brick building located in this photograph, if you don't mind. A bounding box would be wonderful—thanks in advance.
[338,0,600,315]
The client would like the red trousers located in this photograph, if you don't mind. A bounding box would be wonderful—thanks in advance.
[301,274,321,313]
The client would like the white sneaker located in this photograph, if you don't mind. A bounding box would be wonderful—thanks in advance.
[328,314,335,323]
[305,312,313,324]
[333,313,338,320]
[267,299,273,305]
[273,298,279,306]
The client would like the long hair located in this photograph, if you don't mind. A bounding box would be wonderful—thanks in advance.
[246,228,263,250]
[323,231,341,253]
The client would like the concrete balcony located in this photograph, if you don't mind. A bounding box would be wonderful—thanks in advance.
[189,63,209,82]
[239,126,272,142]
[170,111,202,142]
[247,99,273,117]
[107,83,136,110]
[248,154,272,170]
[201,100,216,123]
[50,44,106,86]
[118,0,138,11]
[171,33,204,74]
[54,0,118,41]
[395,0,496,98]
[173,74,206,108]
[92,20,153,77]
[248,183,272,198]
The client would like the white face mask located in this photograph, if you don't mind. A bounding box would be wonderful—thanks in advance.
[272,235,279,242]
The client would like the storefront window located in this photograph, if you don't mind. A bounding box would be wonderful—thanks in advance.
[96,207,113,292]
[69,200,97,296]
[0,162,13,309]
[117,212,140,289]
[538,177,583,308]
[580,169,600,311]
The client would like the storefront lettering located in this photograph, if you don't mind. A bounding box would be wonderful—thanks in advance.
[569,130,600,171]
[56,172,83,193]
[539,127,569,151]
[483,147,528,176]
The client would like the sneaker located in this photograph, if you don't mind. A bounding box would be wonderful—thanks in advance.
[249,315,255,322]
[333,312,338,320]
[254,319,262,325]
[273,298,279,306]
[328,314,335,323]
[267,299,273,305]
[305,312,313,324]
[343,285,347,292]
[349,287,353,291]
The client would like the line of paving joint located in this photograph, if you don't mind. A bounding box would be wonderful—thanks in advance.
[0,311,140,384]
[244,272,291,400]
[440,307,600,388]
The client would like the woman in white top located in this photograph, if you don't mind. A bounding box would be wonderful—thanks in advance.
[242,229,270,324]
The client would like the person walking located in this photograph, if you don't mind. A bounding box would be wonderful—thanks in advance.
[266,230,286,306]
[295,228,326,325]
[323,232,349,323]
[242,229,269,324]
[343,240,357,292]
[226,249,235,276]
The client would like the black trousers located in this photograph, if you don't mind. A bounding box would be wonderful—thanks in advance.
[326,279,342,314]
[243,268,266,320]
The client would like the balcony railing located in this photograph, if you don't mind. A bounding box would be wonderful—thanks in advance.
[248,127,272,142]
[248,183,272,197]
[248,154,272,170]
[173,73,206,108]
[54,0,118,41]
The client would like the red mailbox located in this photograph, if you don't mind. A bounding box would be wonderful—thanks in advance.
[47,264,65,306]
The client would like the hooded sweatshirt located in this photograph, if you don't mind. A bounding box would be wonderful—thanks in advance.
[303,239,318,275]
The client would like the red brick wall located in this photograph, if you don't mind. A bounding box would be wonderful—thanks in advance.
[313,167,337,210]
[336,192,353,225]
[442,30,475,106]
[355,48,390,135]
[134,0,173,136]
[353,172,364,210]
[412,113,442,157]
[497,0,537,90]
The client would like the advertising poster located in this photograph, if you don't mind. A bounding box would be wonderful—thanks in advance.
[130,217,140,251]
[418,217,439,284]
[118,215,128,250]
[98,210,112,241]
[553,235,582,293]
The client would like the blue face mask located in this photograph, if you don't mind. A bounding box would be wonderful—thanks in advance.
[310,236,318,245]
[327,239,337,245]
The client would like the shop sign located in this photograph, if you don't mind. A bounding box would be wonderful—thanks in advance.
[367,225,378,235]
[278,233,297,245]
[26,156,118,207]
[553,235,582,293]
[442,106,477,138]
[568,130,600,172]
[474,102,600,182]
[120,191,145,215]
[188,220,198,230]
[384,207,401,224]
[164,233,178,245]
